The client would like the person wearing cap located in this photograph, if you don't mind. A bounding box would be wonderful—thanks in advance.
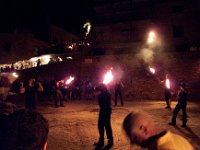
[169,82,188,127]
[94,83,113,149]
[123,111,194,150]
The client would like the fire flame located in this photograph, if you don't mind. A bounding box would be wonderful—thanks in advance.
[149,67,155,74]
[65,76,75,85]
[12,72,19,78]
[147,31,156,44]
[166,79,170,89]
[103,70,114,85]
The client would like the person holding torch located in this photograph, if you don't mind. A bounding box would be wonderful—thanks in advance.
[161,74,172,109]
[94,83,113,150]
[169,82,188,127]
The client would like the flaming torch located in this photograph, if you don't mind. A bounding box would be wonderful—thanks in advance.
[149,66,161,82]
[103,70,114,85]
[149,66,155,74]
[65,76,75,85]
[165,78,170,89]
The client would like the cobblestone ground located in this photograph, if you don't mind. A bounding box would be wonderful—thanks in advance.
[23,100,200,150]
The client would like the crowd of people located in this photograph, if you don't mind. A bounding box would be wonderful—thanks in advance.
[0,79,194,150]
[0,68,195,150]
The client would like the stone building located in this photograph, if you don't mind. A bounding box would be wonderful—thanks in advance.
[0,25,80,65]
[92,0,200,54]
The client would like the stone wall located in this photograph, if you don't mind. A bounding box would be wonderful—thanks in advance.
[19,51,200,101]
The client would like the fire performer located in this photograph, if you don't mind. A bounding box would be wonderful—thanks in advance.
[94,83,113,150]
[161,74,172,109]
[169,82,188,127]
[149,67,172,109]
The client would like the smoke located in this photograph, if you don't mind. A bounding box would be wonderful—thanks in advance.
[136,48,155,64]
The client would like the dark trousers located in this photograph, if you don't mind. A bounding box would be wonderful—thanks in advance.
[164,90,171,107]
[54,89,63,107]
[172,103,187,125]
[98,109,113,143]
[115,90,123,106]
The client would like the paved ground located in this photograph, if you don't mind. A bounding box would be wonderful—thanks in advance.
[26,99,200,150]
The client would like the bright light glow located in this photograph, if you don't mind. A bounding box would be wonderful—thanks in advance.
[66,57,72,60]
[103,70,114,85]
[30,57,38,62]
[147,31,156,44]
[68,45,73,49]
[29,55,51,65]
[65,76,75,85]
[149,31,155,38]
[57,57,63,62]
[12,72,19,78]
[149,67,155,74]
[41,55,51,64]
[166,79,170,89]
[83,21,91,37]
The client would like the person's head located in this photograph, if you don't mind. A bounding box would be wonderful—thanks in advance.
[1,109,49,150]
[28,78,35,86]
[123,111,160,147]
[96,83,108,93]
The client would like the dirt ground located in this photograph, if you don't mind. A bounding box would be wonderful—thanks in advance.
[21,98,199,150]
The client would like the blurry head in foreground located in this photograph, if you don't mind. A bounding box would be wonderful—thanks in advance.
[123,111,159,147]
[0,109,49,150]
[123,111,194,150]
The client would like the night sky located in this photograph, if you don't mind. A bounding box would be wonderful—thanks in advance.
[0,0,95,40]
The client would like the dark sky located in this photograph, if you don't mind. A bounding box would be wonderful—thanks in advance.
[0,0,95,40]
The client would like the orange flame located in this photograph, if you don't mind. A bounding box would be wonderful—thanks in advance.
[103,70,114,85]
[65,76,74,85]
[149,67,155,74]
[166,79,170,89]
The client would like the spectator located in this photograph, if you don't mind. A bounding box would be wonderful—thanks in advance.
[20,78,43,110]
[123,111,194,150]
[0,109,49,150]
[114,79,124,106]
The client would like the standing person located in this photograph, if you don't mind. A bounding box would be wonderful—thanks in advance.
[37,59,41,67]
[161,74,172,109]
[20,78,42,110]
[114,79,124,106]
[55,80,64,107]
[94,84,113,150]
[123,111,194,150]
[169,82,188,127]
